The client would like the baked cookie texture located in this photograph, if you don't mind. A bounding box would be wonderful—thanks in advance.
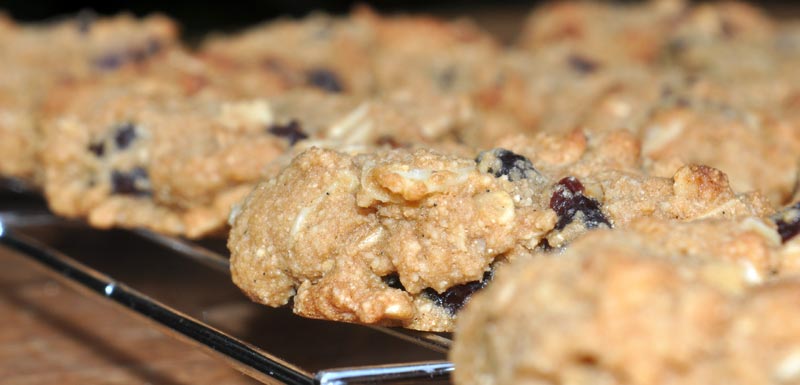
[444,0,800,377]
[20,0,796,241]
[201,6,502,100]
[201,11,375,96]
[361,8,502,99]
[517,0,774,66]
[502,0,800,205]
[639,96,800,204]
[228,138,771,330]
[28,8,495,237]
[228,147,556,331]
[42,91,279,237]
[0,12,179,184]
[40,56,473,238]
[450,224,800,385]
[481,131,772,247]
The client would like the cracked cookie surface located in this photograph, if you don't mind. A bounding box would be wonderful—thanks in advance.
[228,138,770,330]
[228,147,557,330]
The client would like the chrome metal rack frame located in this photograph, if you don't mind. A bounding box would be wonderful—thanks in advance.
[0,184,453,385]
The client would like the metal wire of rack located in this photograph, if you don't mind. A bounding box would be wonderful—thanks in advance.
[0,184,454,385]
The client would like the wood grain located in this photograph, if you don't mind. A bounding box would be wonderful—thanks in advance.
[0,247,260,385]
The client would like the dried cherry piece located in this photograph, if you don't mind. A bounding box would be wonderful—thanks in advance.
[88,141,105,157]
[537,238,554,252]
[306,68,344,93]
[111,167,151,196]
[423,270,494,315]
[666,38,688,56]
[476,148,539,182]
[773,202,800,243]
[129,39,162,63]
[720,18,738,38]
[567,54,600,74]
[555,175,584,195]
[113,122,138,150]
[550,176,611,230]
[268,120,308,145]
[381,273,406,290]
[93,53,124,70]
[145,39,162,55]
[129,48,149,63]
[436,67,457,90]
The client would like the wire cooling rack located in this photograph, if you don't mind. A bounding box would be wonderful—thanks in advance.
[0,182,453,385]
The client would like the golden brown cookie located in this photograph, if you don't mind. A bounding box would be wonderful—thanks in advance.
[0,12,178,184]
[451,222,796,385]
[228,147,557,331]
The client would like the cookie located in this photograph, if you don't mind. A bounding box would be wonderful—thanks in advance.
[773,201,800,276]
[228,146,559,331]
[480,131,771,246]
[517,0,687,65]
[227,130,771,330]
[517,0,774,67]
[451,221,798,385]
[42,86,273,236]
[41,73,359,237]
[353,7,502,99]
[201,6,505,98]
[40,49,476,238]
[640,93,800,205]
[0,12,179,184]
[474,50,669,140]
[718,281,800,385]
[482,51,800,206]
[200,11,374,96]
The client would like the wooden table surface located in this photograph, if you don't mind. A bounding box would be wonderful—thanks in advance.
[0,246,260,385]
[0,192,444,385]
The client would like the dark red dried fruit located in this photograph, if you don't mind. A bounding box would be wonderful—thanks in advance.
[436,67,457,90]
[146,39,162,55]
[113,122,138,150]
[88,141,105,157]
[111,167,150,196]
[93,53,124,70]
[476,148,539,182]
[129,48,149,63]
[556,176,584,195]
[382,273,406,290]
[268,120,308,146]
[130,39,162,62]
[423,270,493,315]
[306,68,343,93]
[666,38,688,56]
[92,39,161,70]
[720,18,738,38]
[550,176,611,230]
[675,97,691,108]
[773,202,800,243]
[567,54,600,74]
[537,238,554,252]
